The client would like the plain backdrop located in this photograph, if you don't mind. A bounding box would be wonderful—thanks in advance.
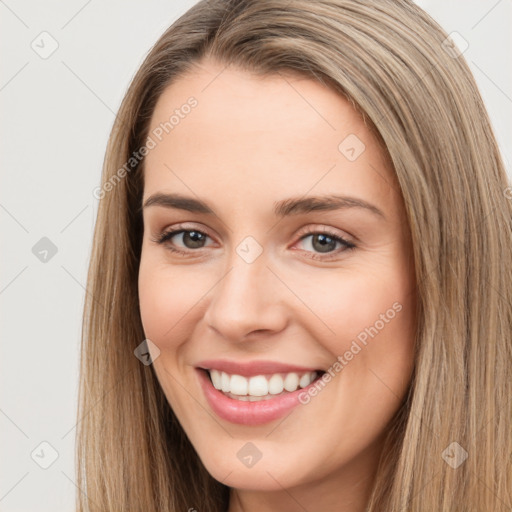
[1,1,511,510]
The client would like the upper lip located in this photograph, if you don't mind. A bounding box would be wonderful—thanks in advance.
[196,359,321,377]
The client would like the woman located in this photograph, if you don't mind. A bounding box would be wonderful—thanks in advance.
[77,1,512,510]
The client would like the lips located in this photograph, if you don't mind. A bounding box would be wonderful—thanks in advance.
[196,359,325,425]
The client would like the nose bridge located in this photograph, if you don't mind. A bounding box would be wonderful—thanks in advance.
[204,238,286,341]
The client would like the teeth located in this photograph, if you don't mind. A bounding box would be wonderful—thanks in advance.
[210,369,222,390]
[283,372,299,392]
[248,375,268,396]
[221,371,230,392]
[299,373,312,388]
[207,370,318,398]
[230,374,248,395]
[268,374,284,395]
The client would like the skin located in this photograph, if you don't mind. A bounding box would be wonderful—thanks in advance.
[138,57,417,512]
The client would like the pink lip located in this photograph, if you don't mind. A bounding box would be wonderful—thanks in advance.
[196,358,320,377]
[196,367,322,426]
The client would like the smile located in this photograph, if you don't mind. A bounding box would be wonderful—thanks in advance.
[196,360,326,425]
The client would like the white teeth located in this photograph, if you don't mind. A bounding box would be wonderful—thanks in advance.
[248,375,268,396]
[230,374,248,395]
[299,373,312,388]
[268,374,284,394]
[210,369,222,390]
[207,370,318,398]
[221,372,230,392]
[283,372,299,392]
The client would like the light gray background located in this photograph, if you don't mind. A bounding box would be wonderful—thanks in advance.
[1,1,510,510]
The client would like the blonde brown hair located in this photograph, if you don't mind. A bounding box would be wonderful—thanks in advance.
[77,0,512,510]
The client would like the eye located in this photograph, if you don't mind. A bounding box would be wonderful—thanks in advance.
[294,228,356,260]
[151,226,214,256]
[151,224,356,260]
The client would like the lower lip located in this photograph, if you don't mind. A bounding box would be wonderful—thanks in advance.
[196,369,318,425]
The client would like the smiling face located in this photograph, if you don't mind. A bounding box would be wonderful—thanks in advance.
[138,58,417,508]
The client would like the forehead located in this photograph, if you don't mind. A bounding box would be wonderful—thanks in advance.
[143,59,399,217]
[149,59,368,145]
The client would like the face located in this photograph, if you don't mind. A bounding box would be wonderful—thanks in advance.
[138,58,417,505]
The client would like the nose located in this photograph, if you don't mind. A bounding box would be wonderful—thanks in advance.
[203,249,288,343]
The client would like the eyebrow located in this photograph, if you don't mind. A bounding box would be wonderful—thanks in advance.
[142,192,386,219]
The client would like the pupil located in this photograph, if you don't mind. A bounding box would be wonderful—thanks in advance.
[313,234,336,253]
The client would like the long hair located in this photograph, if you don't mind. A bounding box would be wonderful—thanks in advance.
[76,1,512,510]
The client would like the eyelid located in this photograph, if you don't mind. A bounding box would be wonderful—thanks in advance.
[294,224,355,244]
[155,222,354,242]
[154,222,214,238]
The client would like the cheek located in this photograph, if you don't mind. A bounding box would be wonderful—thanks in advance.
[298,259,416,403]
[328,272,416,407]
[137,254,200,347]
[138,264,170,342]
[294,262,414,348]
[137,256,198,410]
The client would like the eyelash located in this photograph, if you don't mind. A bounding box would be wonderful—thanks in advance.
[151,224,356,261]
